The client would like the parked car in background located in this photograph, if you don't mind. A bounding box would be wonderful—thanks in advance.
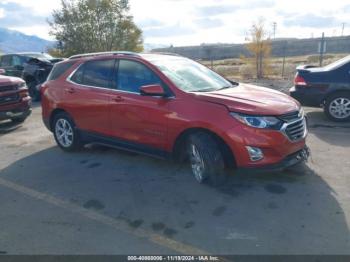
[0,53,63,101]
[0,71,31,124]
[290,55,350,122]
[41,52,309,186]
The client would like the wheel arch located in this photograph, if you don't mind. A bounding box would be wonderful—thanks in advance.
[323,89,350,104]
[172,127,236,168]
[49,108,69,131]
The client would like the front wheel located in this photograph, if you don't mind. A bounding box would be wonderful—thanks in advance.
[324,93,350,122]
[187,132,227,186]
[53,113,82,151]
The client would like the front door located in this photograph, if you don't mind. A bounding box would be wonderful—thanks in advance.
[110,59,171,151]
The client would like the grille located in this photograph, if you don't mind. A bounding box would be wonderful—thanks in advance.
[0,94,20,105]
[0,84,18,93]
[279,110,300,122]
[284,118,306,141]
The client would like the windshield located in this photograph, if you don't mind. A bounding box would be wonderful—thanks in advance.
[323,55,350,71]
[149,56,234,92]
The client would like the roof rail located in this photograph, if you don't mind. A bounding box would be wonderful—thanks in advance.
[147,52,182,57]
[69,51,140,60]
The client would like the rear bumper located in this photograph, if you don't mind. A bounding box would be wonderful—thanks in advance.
[0,98,32,121]
[289,86,324,107]
[238,146,310,173]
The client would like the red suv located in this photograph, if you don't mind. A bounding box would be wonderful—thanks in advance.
[0,72,31,124]
[41,52,309,185]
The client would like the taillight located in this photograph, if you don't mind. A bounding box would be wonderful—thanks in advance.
[294,74,307,86]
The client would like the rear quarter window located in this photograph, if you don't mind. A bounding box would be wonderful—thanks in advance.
[47,61,75,81]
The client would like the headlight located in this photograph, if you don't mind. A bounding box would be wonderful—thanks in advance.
[16,82,26,89]
[230,112,283,129]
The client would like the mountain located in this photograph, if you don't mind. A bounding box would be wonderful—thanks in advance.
[0,27,54,54]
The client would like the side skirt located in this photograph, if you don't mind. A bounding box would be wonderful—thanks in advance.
[79,130,172,160]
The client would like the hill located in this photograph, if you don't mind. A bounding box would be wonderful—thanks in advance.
[153,36,350,60]
[0,27,54,54]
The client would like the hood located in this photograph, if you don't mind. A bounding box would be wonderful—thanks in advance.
[0,75,24,86]
[192,83,300,115]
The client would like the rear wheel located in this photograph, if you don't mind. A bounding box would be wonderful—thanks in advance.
[324,92,350,122]
[186,132,227,186]
[53,113,82,151]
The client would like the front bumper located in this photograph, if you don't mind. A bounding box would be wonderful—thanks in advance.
[238,146,310,172]
[0,98,32,121]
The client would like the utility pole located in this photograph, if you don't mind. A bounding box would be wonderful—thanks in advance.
[272,22,277,39]
[341,23,346,36]
[319,32,325,67]
[281,41,287,78]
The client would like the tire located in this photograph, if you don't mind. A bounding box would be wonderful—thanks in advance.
[53,112,82,151]
[28,80,41,102]
[324,92,350,122]
[186,132,227,186]
[11,116,27,124]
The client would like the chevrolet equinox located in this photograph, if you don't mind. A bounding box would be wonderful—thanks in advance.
[41,52,309,185]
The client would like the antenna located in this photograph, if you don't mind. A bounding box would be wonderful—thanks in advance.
[272,22,277,39]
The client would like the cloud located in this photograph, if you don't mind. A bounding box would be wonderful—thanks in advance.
[196,4,237,16]
[143,24,194,37]
[0,2,48,28]
[137,19,164,28]
[284,14,338,28]
[0,8,5,19]
[194,18,223,29]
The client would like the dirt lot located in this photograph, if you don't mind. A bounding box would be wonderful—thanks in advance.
[0,102,350,255]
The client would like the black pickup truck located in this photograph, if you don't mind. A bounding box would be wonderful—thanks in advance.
[290,55,350,122]
[0,53,63,101]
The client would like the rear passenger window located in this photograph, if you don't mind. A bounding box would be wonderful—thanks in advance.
[48,61,75,81]
[116,60,161,93]
[1,56,12,67]
[70,59,115,88]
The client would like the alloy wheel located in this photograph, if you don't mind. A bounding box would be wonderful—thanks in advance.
[329,97,350,119]
[55,118,74,148]
[189,144,206,182]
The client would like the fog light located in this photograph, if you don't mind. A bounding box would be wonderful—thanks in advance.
[246,146,264,161]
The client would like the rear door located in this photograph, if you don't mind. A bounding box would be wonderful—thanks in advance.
[110,59,171,151]
[62,58,116,135]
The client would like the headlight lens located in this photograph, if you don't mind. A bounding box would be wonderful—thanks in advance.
[16,82,26,89]
[230,112,283,129]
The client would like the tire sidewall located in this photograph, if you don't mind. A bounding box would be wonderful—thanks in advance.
[187,132,227,186]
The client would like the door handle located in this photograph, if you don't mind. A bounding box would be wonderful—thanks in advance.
[112,96,124,102]
[65,87,75,94]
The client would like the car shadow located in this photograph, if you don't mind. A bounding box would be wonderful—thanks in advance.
[0,146,349,254]
[0,120,23,134]
[306,110,350,147]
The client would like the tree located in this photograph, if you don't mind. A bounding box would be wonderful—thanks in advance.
[245,19,271,79]
[48,0,143,57]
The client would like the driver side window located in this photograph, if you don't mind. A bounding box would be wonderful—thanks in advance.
[116,60,161,93]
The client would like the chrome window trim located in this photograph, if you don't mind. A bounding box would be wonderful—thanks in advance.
[66,61,174,98]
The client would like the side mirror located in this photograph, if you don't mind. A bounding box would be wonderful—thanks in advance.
[140,84,166,97]
[0,69,5,75]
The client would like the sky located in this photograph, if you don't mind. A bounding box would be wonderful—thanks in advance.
[0,0,349,46]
